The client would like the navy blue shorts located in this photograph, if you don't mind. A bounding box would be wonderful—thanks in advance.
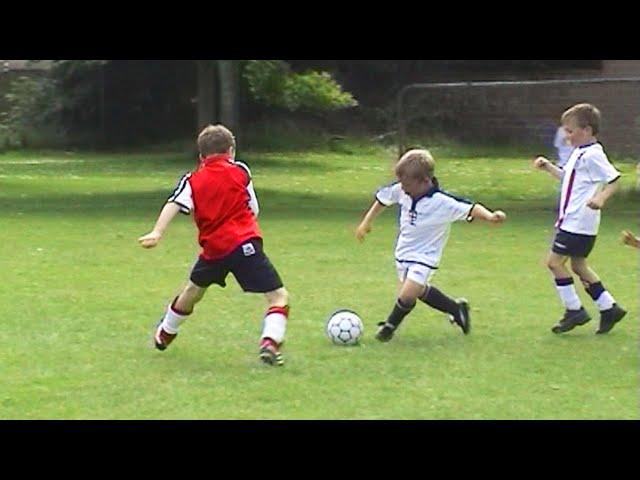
[551,229,597,258]
[190,238,284,293]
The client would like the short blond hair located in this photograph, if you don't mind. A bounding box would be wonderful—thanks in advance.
[561,103,601,135]
[395,149,435,180]
[197,124,236,156]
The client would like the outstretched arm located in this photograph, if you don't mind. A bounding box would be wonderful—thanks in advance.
[533,156,564,180]
[356,201,386,242]
[138,202,182,248]
[469,203,507,224]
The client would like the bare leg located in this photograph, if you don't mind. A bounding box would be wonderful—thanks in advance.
[264,287,289,309]
[398,279,426,306]
[546,251,571,279]
[570,257,600,287]
[155,281,207,350]
[174,281,207,313]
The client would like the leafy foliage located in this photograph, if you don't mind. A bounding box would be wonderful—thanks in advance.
[244,60,357,112]
[0,74,63,148]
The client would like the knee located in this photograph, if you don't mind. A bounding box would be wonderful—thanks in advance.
[184,282,202,297]
[570,264,583,277]
[399,290,421,306]
[546,257,560,271]
[180,282,205,305]
[570,261,586,279]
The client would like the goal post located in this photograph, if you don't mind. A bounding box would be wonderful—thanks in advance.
[397,77,640,160]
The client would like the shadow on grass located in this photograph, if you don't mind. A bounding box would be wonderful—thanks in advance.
[1,186,636,220]
[0,188,370,220]
[0,152,343,176]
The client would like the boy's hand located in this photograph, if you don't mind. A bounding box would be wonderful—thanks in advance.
[138,231,162,249]
[533,156,550,170]
[622,230,640,248]
[586,195,604,210]
[355,223,371,242]
[490,210,507,224]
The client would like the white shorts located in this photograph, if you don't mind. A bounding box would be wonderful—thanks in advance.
[395,261,436,286]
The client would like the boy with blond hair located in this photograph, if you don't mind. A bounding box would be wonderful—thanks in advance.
[139,124,290,366]
[356,149,506,342]
[533,103,626,334]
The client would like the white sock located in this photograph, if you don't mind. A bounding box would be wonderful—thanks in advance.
[555,279,582,310]
[161,303,189,334]
[261,307,288,344]
[595,291,615,311]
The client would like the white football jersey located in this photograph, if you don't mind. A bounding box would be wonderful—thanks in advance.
[556,142,620,235]
[376,182,474,268]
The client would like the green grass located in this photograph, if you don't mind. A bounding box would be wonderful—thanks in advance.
[0,143,637,419]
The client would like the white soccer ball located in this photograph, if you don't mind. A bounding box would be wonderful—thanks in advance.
[326,309,363,346]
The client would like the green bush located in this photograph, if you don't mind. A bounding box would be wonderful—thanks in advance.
[244,60,357,112]
[0,74,64,149]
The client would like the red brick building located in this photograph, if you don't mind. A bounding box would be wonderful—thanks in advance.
[404,61,640,158]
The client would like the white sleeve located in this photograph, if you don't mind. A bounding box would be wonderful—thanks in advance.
[375,182,402,206]
[586,151,621,184]
[167,173,193,214]
[247,180,259,217]
[439,192,475,223]
[235,160,259,216]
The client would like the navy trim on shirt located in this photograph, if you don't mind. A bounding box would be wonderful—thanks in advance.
[466,203,477,222]
[435,189,473,204]
[395,259,439,270]
[170,200,191,215]
[608,174,621,184]
[234,160,252,185]
[577,141,598,149]
[410,185,438,210]
[167,173,191,202]
[375,181,399,206]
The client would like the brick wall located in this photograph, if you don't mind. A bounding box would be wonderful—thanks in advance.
[405,61,640,158]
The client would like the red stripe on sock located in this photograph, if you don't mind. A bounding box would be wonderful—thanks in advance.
[260,337,277,349]
[267,305,289,317]
[171,297,192,316]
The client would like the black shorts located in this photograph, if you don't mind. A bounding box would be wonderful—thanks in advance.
[190,238,284,293]
[551,229,597,258]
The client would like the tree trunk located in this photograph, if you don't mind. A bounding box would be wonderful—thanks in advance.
[218,60,240,133]
[196,60,217,131]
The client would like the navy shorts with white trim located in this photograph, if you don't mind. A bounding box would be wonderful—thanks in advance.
[551,229,596,258]
[190,238,283,293]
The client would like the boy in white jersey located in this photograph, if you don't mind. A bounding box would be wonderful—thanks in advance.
[356,149,507,342]
[534,103,626,334]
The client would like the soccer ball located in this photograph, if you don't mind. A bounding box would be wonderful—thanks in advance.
[326,309,363,346]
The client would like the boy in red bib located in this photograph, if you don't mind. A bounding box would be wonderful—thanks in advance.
[139,125,289,366]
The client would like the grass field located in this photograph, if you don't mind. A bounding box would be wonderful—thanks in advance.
[0,142,637,419]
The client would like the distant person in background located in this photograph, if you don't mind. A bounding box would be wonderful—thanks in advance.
[553,125,574,168]
[621,230,640,249]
